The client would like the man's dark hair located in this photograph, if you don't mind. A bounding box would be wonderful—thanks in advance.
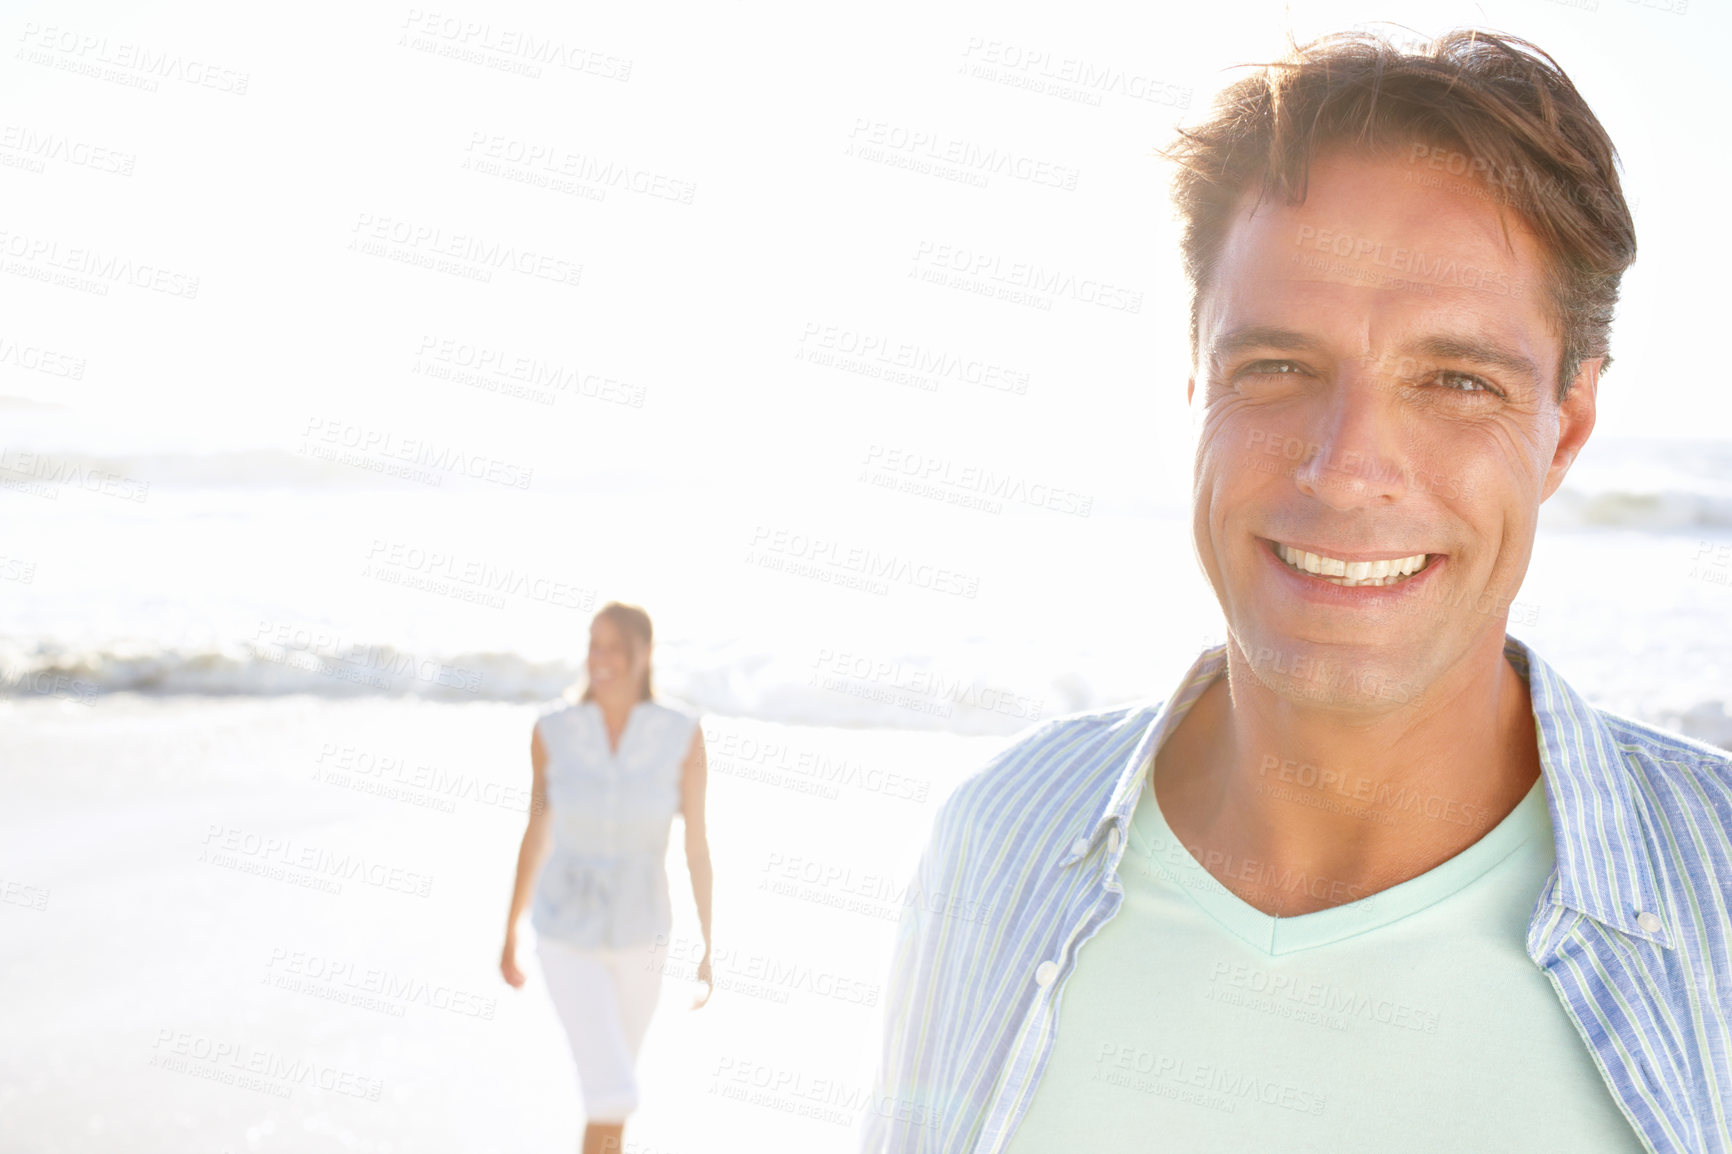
[1163,27,1637,400]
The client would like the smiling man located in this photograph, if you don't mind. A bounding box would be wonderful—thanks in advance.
[862,29,1731,1154]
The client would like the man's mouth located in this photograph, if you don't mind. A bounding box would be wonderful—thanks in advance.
[1270,540,1438,588]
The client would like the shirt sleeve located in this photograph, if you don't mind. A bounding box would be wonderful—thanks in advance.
[857,715,1072,1153]
[857,785,973,1153]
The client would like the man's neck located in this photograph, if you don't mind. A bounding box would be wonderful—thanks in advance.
[1152,633,1542,916]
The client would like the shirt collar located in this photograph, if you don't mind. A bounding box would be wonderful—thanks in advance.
[1068,634,1671,947]
[1508,635,1672,946]
[1061,642,1229,867]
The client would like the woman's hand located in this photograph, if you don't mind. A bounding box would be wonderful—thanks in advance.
[501,937,526,989]
[692,952,713,1009]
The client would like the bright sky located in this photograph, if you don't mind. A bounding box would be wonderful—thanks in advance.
[1,0,1720,509]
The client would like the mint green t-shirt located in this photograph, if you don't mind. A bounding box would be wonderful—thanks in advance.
[1001,769,1646,1152]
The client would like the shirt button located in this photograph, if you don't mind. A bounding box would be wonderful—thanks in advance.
[1106,828,1121,855]
[1034,961,1059,988]
[1069,838,1089,859]
[1636,911,1663,933]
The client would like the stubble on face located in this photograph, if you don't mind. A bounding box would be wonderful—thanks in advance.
[1187,144,1588,716]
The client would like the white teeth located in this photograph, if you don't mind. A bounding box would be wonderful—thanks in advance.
[1274,543,1431,587]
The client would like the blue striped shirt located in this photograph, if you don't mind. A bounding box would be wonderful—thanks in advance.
[861,636,1732,1153]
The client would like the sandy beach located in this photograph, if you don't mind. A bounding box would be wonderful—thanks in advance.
[0,692,1014,1154]
[6,3,1730,1150]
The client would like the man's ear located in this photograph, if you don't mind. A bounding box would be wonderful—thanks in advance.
[1187,376,1196,406]
[1541,357,1601,503]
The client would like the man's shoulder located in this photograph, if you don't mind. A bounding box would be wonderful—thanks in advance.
[1596,705,1732,782]
[1523,636,1732,807]
[1579,706,1732,973]
[932,700,1158,847]
[1572,703,1732,894]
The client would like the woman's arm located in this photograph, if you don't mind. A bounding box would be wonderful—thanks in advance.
[680,720,714,1006]
[500,724,552,988]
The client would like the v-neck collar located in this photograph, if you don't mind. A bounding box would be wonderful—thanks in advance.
[1063,635,1674,951]
[588,699,645,758]
[1128,769,1548,955]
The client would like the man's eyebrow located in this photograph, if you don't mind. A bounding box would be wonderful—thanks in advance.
[1205,327,1543,388]
[1402,336,1541,387]
[1205,326,1322,376]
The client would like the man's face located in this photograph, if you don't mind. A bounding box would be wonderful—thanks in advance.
[1189,145,1598,710]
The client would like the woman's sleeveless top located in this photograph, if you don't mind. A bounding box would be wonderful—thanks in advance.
[530,696,699,948]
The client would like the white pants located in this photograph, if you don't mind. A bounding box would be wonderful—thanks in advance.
[536,934,664,1123]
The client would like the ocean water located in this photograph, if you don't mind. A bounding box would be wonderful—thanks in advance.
[2,402,1729,744]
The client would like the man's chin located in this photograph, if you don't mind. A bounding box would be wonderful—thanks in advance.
[1230,629,1428,711]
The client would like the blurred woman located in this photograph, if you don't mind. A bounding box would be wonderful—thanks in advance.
[500,601,713,1154]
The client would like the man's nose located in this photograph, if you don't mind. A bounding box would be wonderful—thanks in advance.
[1290,378,1409,510]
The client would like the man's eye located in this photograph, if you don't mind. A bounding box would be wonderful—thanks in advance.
[1434,371,1499,395]
[1241,360,1305,377]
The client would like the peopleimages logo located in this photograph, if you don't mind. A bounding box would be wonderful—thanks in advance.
[1292,223,1519,298]
[845,118,1080,190]
[398,9,633,80]
[16,23,251,94]
[808,647,1044,723]
[745,525,980,599]
[347,212,582,288]
[0,227,199,298]
[1243,428,1473,501]
[957,37,1193,109]
[0,333,86,378]
[1256,755,1489,829]
[200,823,436,898]
[1245,646,1421,707]
[300,417,534,490]
[860,443,1093,517]
[796,321,1031,395]
[911,240,1143,313]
